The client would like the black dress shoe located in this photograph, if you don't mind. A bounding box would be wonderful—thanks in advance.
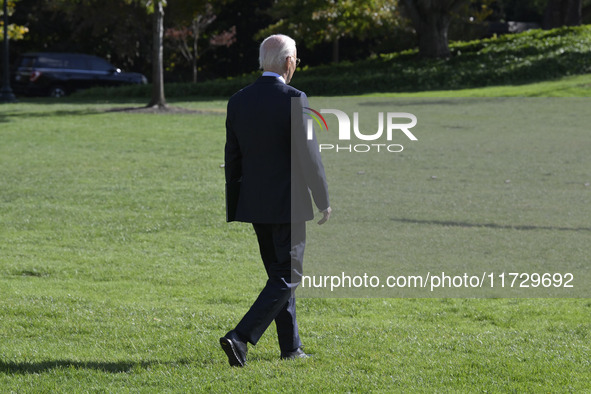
[280,347,312,360]
[220,330,248,367]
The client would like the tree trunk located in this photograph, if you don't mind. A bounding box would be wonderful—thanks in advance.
[192,18,199,83]
[332,37,339,63]
[543,0,582,29]
[584,4,591,21]
[148,0,167,108]
[416,14,452,58]
[402,0,468,58]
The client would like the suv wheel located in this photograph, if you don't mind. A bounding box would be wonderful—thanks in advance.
[49,86,67,98]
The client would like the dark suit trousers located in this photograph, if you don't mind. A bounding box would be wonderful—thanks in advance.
[235,222,306,353]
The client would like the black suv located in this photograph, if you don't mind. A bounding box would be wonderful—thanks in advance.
[12,52,148,97]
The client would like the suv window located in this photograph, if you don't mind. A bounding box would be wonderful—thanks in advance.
[36,56,67,68]
[89,57,114,71]
[66,56,89,70]
[19,56,36,68]
[32,55,89,70]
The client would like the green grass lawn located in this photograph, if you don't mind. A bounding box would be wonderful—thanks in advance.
[1,77,590,392]
[364,73,591,98]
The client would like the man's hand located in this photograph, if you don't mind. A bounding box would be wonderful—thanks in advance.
[317,207,332,225]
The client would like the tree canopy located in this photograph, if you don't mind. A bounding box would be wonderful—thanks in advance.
[8,0,590,80]
[0,0,28,40]
[257,0,400,62]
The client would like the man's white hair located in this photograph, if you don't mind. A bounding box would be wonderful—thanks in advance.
[259,34,296,71]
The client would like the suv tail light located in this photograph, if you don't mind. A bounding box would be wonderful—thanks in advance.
[30,71,42,82]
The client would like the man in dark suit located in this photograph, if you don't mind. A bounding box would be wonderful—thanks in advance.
[221,34,331,367]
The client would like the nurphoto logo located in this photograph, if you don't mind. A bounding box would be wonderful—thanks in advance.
[304,107,418,153]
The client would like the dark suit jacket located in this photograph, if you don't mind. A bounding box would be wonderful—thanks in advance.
[225,76,329,223]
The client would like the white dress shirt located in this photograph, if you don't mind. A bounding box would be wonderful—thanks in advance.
[262,71,286,84]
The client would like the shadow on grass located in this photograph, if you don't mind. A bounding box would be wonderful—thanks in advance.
[26,109,102,118]
[391,217,591,232]
[0,359,191,374]
[0,108,102,122]
[357,97,494,106]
